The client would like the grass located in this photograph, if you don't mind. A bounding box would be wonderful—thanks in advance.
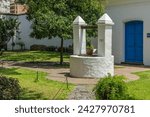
[0,67,74,100]
[127,71,150,100]
[0,51,70,62]
[2,51,150,100]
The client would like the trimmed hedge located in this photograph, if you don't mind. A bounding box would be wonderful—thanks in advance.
[30,45,48,51]
[0,76,21,100]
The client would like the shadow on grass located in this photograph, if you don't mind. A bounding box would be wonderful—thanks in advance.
[19,88,60,100]
[19,88,45,100]
[0,51,70,62]
[12,62,70,69]
[0,67,21,75]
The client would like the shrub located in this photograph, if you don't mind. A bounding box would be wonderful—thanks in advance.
[47,46,57,51]
[0,76,21,100]
[30,44,48,51]
[93,75,133,100]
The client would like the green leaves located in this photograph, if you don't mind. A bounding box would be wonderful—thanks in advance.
[0,76,21,100]
[26,0,105,40]
[25,0,105,64]
[93,75,133,100]
[0,18,20,47]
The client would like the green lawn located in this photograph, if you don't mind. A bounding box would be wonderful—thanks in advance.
[0,51,70,62]
[0,67,74,100]
[127,71,150,100]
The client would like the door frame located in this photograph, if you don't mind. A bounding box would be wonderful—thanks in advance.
[124,20,144,64]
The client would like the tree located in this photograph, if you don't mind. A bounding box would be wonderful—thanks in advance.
[0,17,20,53]
[18,0,104,64]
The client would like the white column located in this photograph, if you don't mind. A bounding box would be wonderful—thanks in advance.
[97,13,114,57]
[80,28,86,55]
[73,16,86,55]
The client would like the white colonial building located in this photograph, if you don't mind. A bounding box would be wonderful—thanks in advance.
[0,1,72,50]
[1,0,150,66]
[6,15,72,50]
[107,0,150,65]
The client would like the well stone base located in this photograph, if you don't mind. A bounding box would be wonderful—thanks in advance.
[70,55,114,78]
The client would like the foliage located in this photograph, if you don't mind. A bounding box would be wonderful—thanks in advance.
[94,75,133,100]
[30,44,47,51]
[0,75,21,100]
[19,0,104,64]
[86,37,94,50]
[0,18,20,49]
[25,0,104,39]
[86,37,95,56]
[0,68,74,99]
[86,45,94,50]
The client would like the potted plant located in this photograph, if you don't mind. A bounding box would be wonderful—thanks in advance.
[86,45,94,55]
[86,38,94,56]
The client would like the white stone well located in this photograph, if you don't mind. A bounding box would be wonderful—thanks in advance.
[70,13,114,78]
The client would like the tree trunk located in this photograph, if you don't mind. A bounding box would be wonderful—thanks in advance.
[60,38,64,65]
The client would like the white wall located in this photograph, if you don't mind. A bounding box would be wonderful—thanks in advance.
[7,15,72,50]
[106,1,150,65]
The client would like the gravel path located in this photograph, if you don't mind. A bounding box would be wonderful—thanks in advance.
[68,85,95,100]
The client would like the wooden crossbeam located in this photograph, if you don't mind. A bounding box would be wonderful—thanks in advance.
[81,25,98,29]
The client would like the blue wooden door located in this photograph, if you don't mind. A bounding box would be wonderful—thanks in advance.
[125,21,143,63]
